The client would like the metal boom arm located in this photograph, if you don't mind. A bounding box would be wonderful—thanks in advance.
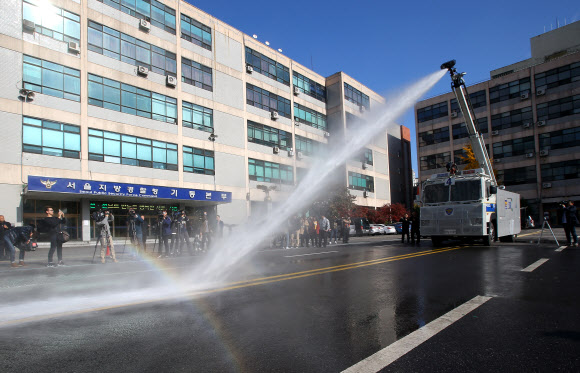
[441,60,497,186]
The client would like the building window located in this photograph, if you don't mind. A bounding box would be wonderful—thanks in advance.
[420,152,450,171]
[95,0,176,34]
[296,167,308,184]
[292,72,326,102]
[88,129,178,170]
[23,0,80,43]
[22,117,80,159]
[88,74,177,124]
[245,47,290,86]
[492,136,535,159]
[491,107,533,131]
[454,148,467,165]
[539,127,580,151]
[247,121,292,150]
[182,101,213,132]
[248,158,293,184]
[450,90,487,112]
[246,84,291,118]
[452,117,488,139]
[489,77,531,104]
[536,95,580,122]
[183,146,214,175]
[348,172,374,192]
[295,135,323,156]
[535,62,580,90]
[23,55,80,102]
[344,83,370,109]
[353,148,373,164]
[181,57,212,91]
[541,159,580,182]
[88,21,177,77]
[180,13,211,50]
[294,103,327,131]
[418,127,449,147]
[417,101,448,123]
[496,166,537,186]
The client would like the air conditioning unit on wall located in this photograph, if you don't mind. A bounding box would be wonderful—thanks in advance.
[137,66,149,76]
[139,19,151,31]
[68,41,80,54]
[166,75,177,87]
[273,146,280,154]
[246,65,253,73]
[271,111,279,120]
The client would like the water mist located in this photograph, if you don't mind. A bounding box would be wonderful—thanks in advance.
[0,69,446,325]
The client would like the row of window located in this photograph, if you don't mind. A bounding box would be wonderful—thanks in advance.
[418,127,449,147]
[181,57,213,91]
[245,47,290,86]
[539,126,580,151]
[293,72,326,102]
[23,0,80,43]
[88,20,177,77]
[294,103,327,131]
[452,118,489,139]
[492,136,535,159]
[88,73,178,124]
[348,172,374,192]
[247,121,292,151]
[450,90,487,113]
[535,62,580,89]
[295,135,322,156]
[420,152,451,171]
[246,84,292,119]
[22,55,81,102]
[491,107,533,131]
[180,13,212,51]
[417,102,448,123]
[489,77,531,104]
[344,83,370,109]
[97,0,176,34]
[537,95,580,121]
[248,158,293,184]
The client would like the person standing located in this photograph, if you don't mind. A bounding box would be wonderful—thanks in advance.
[302,217,310,248]
[176,211,193,255]
[320,215,331,248]
[159,210,172,258]
[564,201,578,247]
[400,213,411,244]
[410,211,421,245]
[215,215,224,238]
[0,215,12,261]
[41,206,66,267]
[127,209,144,257]
[200,212,211,251]
[342,217,350,244]
[312,217,321,247]
[97,211,117,263]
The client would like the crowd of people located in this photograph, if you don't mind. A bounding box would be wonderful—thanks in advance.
[271,215,352,249]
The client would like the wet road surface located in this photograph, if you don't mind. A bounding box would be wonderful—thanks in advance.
[1,236,579,372]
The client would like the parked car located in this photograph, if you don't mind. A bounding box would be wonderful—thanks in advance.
[350,217,371,236]
[370,224,384,235]
[393,223,411,234]
[382,225,397,235]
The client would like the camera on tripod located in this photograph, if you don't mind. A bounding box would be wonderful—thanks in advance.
[91,210,106,222]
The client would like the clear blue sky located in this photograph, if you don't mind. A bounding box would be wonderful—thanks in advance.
[185,0,579,174]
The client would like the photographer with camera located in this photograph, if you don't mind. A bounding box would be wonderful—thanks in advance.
[97,210,116,263]
[127,208,145,256]
[158,210,172,258]
[3,225,35,268]
[39,206,66,267]
[562,201,578,247]
[174,211,193,256]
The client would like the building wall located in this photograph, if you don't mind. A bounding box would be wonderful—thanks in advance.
[0,0,396,232]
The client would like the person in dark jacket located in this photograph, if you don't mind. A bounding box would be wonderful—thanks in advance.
[39,206,66,267]
[410,211,421,245]
[342,217,350,243]
[159,210,172,258]
[0,215,12,260]
[564,201,578,246]
[400,213,411,244]
[3,225,34,267]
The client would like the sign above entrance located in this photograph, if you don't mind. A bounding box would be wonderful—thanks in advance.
[27,176,232,203]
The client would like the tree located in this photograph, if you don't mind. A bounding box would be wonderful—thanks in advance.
[460,144,498,179]
[309,187,356,220]
[351,203,409,224]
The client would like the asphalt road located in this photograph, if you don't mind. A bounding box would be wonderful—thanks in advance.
[1,232,578,372]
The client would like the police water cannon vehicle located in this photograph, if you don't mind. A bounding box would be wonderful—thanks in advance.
[419,60,520,246]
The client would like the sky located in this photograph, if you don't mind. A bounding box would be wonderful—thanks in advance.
[185,0,579,175]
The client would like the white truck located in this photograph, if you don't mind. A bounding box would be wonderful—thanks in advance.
[419,61,521,246]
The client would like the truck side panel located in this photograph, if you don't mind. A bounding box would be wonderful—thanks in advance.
[496,190,521,237]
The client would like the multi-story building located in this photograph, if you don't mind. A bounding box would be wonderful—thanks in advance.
[0,0,408,241]
[415,20,580,222]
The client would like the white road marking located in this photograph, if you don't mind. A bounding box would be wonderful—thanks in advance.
[555,246,567,252]
[342,295,492,373]
[521,258,550,272]
[284,251,338,258]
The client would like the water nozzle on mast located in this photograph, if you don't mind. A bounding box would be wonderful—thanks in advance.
[441,59,465,88]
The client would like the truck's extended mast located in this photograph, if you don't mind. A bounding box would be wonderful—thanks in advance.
[441,60,497,186]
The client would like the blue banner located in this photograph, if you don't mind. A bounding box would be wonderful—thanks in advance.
[27,176,232,203]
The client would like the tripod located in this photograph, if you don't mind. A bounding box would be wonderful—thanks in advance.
[537,216,561,248]
[152,218,163,256]
[123,217,139,257]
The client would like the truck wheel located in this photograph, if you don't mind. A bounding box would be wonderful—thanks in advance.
[483,224,494,246]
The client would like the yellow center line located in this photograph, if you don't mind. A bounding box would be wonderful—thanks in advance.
[0,246,464,327]
[518,230,542,238]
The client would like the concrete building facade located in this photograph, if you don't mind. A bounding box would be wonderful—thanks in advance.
[415,21,580,222]
[0,0,407,240]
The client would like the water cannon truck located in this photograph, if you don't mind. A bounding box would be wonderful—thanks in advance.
[419,61,521,246]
